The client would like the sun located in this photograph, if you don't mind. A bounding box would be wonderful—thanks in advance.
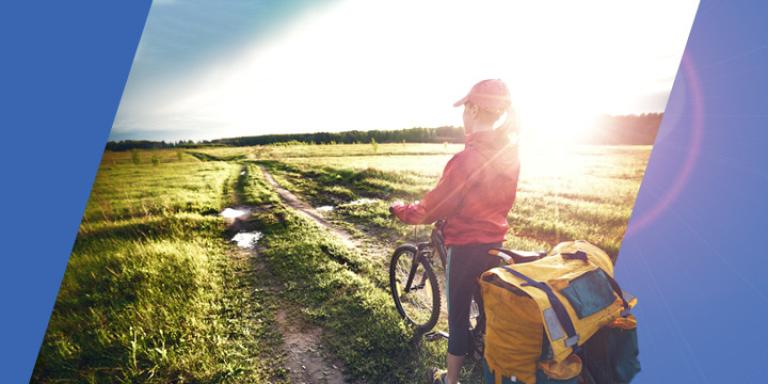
[506,85,599,150]
[502,88,599,174]
[519,107,594,145]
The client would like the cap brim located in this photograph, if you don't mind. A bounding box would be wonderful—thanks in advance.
[453,95,468,107]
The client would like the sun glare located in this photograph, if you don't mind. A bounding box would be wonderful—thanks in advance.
[115,0,699,141]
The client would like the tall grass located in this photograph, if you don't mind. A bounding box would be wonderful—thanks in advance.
[33,158,286,383]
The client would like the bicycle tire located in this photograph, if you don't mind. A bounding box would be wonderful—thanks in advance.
[389,244,440,333]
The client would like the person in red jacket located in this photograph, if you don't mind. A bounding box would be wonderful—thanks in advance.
[390,79,520,384]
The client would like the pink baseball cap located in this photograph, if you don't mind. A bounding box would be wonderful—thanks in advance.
[453,79,511,113]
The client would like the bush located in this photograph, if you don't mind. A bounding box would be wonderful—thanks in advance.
[370,138,379,153]
[131,149,141,165]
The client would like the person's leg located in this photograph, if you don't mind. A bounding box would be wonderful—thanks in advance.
[445,243,503,384]
[445,245,477,384]
[445,353,464,384]
[445,246,471,384]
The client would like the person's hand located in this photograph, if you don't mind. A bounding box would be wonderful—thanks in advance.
[389,201,405,218]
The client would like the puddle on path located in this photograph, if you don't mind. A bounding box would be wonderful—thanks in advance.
[231,231,262,248]
[221,207,250,220]
[345,198,379,206]
[316,205,335,213]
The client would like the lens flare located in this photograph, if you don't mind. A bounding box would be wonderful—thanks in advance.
[625,53,704,235]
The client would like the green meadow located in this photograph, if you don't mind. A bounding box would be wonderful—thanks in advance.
[259,143,649,258]
[33,143,650,383]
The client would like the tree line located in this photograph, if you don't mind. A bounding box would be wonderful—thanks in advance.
[106,113,662,151]
[585,113,663,145]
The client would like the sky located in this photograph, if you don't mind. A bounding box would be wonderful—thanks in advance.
[110,0,700,142]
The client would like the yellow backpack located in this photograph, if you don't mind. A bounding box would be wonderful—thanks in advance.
[479,241,638,384]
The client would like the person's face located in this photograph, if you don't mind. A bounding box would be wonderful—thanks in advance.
[462,103,479,134]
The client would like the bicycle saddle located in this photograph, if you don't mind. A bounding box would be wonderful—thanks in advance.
[488,248,547,264]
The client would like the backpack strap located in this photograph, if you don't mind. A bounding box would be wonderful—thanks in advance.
[602,270,631,316]
[501,266,580,351]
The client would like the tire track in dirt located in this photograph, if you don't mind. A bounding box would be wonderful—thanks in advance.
[226,164,352,384]
[259,164,401,292]
[229,242,351,384]
[259,167,455,337]
[260,166,359,249]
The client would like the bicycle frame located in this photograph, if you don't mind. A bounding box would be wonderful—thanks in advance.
[403,220,448,295]
[392,218,547,346]
[430,219,449,269]
[406,221,456,341]
[403,247,427,294]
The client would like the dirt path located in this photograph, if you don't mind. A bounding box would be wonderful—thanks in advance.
[225,165,352,384]
[260,166,358,249]
[274,308,348,384]
[229,241,350,384]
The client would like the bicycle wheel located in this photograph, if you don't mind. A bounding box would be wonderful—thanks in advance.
[389,244,440,333]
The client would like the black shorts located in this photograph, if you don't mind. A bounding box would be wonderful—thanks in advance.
[445,242,502,356]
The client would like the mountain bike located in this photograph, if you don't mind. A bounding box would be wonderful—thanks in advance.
[388,220,545,347]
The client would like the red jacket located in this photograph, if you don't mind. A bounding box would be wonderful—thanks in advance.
[392,130,521,246]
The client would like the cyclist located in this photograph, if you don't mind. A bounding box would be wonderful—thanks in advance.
[390,79,521,384]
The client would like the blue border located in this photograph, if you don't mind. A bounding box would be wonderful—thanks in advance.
[620,0,768,381]
[0,2,150,381]
[3,0,768,382]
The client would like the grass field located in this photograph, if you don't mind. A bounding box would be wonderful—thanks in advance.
[34,143,650,383]
[259,143,650,258]
[34,152,287,383]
